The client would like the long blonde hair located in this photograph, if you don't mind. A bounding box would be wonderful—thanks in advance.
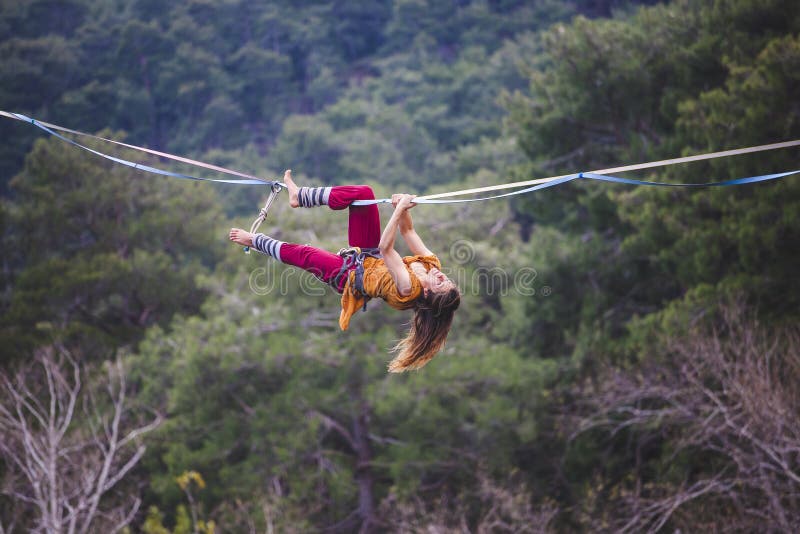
[388,288,461,372]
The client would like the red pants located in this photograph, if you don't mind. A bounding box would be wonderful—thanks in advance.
[279,186,380,291]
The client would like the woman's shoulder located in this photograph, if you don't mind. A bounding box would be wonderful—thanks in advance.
[363,254,441,272]
[402,254,441,269]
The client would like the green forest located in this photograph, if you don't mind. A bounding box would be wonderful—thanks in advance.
[1,0,799,531]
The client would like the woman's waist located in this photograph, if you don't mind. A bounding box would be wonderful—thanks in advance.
[333,250,383,293]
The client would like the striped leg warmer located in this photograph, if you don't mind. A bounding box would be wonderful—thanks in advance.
[297,186,331,207]
[252,234,284,261]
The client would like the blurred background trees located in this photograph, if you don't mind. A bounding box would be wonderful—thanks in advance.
[1,0,799,531]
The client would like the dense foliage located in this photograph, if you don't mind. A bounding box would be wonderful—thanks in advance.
[1,0,798,531]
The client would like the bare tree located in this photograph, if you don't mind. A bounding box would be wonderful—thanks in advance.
[377,471,558,533]
[0,346,162,534]
[570,304,800,532]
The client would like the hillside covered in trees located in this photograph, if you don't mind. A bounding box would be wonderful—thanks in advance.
[1,0,799,531]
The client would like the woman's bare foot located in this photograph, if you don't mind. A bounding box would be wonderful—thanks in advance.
[283,169,300,208]
[229,228,254,247]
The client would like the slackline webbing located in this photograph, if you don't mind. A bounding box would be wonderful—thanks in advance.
[353,169,800,205]
[414,139,800,201]
[3,111,798,203]
[1,111,279,186]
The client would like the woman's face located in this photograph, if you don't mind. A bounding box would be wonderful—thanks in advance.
[425,267,456,295]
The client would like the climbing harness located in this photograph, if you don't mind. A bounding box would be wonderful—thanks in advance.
[332,247,382,310]
[243,182,285,254]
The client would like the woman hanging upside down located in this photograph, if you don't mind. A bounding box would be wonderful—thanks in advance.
[229,170,461,372]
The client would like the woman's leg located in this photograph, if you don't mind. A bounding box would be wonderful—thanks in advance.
[252,234,344,285]
[283,171,381,249]
[327,186,381,249]
[230,229,345,286]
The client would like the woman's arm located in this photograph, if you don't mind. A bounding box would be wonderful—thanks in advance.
[379,195,414,296]
[392,194,434,257]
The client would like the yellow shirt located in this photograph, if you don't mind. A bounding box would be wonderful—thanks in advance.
[339,254,442,331]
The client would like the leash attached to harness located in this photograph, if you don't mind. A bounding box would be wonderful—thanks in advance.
[332,247,382,310]
[244,182,285,254]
